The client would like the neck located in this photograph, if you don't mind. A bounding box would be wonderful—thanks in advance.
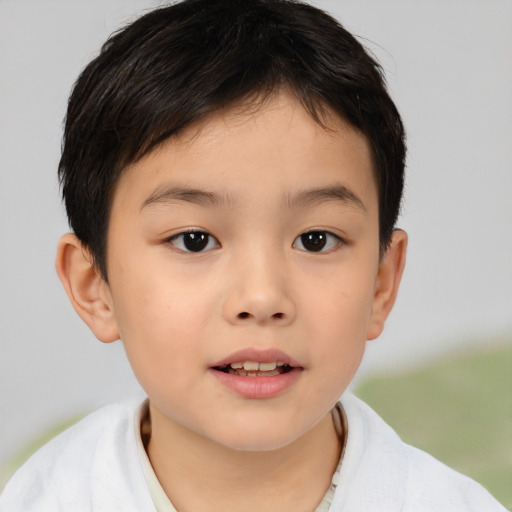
[147,404,342,512]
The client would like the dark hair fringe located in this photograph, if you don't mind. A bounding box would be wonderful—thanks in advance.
[59,0,405,279]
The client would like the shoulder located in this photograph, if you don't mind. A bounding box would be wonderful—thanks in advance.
[0,398,155,512]
[330,393,507,512]
[402,442,506,511]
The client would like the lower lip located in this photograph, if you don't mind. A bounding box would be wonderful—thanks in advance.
[209,367,302,399]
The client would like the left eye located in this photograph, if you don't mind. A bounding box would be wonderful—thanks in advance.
[168,231,220,252]
[292,231,341,252]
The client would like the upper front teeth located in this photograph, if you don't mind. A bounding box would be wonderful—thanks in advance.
[230,361,278,371]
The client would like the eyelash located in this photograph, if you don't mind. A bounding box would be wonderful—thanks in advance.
[167,229,344,253]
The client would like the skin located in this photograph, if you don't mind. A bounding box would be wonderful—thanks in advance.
[57,91,407,511]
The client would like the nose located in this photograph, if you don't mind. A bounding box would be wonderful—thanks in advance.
[222,248,296,327]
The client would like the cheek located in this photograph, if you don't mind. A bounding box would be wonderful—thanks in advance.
[307,291,370,369]
[110,268,216,387]
[299,262,376,384]
[303,264,376,336]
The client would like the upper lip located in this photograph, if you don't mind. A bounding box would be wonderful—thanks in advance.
[211,348,302,368]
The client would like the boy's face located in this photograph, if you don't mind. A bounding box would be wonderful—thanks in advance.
[101,91,395,451]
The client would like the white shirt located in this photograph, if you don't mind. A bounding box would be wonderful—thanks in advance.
[0,393,506,511]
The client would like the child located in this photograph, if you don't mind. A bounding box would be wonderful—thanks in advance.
[0,0,506,510]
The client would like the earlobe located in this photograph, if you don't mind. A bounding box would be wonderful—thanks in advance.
[55,233,120,343]
[366,229,408,341]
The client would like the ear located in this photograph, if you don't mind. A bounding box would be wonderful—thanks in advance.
[56,233,120,343]
[366,229,408,341]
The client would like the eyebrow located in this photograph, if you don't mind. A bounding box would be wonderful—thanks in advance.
[141,184,366,212]
[141,186,230,210]
[286,185,366,212]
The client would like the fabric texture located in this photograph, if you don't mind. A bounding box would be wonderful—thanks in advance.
[0,393,506,512]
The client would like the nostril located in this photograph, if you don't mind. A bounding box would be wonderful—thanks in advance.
[235,311,286,321]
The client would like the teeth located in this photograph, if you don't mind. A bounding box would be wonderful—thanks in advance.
[243,361,259,371]
[226,368,281,377]
[259,362,277,371]
[229,361,281,371]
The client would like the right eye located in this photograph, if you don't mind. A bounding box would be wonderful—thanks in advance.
[168,231,219,252]
[292,230,342,253]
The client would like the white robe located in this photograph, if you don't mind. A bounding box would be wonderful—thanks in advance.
[0,393,506,512]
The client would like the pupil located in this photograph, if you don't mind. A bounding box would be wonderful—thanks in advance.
[183,232,209,252]
[301,231,326,251]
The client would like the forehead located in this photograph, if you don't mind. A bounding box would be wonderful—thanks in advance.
[114,91,377,212]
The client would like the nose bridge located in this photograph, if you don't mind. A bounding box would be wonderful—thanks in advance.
[223,239,295,325]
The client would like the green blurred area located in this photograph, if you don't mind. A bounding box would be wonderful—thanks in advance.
[2,342,511,509]
[357,342,512,509]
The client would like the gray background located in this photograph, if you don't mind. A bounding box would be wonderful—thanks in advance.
[1,0,511,469]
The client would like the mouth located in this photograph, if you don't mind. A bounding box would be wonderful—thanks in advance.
[210,350,302,398]
[213,361,294,377]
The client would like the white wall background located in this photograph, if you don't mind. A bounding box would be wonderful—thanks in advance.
[1,0,511,468]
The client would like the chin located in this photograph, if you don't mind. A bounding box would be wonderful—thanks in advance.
[209,423,304,453]
[222,436,297,453]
